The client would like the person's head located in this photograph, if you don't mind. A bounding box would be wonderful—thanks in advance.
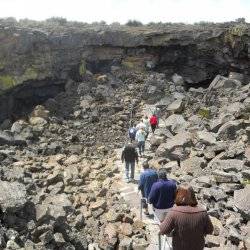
[158,168,167,180]
[175,183,198,207]
[142,161,149,169]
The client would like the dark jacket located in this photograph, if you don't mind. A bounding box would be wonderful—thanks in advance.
[160,206,214,250]
[121,145,138,163]
[148,179,176,209]
[138,169,158,199]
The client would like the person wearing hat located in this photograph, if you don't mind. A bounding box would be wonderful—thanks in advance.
[138,161,158,215]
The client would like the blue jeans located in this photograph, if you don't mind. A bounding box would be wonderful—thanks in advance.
[138,141,145,155]
[125,161,135,179]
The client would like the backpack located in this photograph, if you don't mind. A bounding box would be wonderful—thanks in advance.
[129,127,137,138]
[150,116,158,125]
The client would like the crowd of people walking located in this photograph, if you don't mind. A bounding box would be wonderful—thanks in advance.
[121,108,214,250]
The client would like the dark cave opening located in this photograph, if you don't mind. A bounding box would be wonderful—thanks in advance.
[0,78,65,124]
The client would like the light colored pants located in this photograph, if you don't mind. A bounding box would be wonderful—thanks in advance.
[153,208,170,223]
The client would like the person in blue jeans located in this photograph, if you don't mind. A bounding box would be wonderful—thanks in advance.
[121,143,138,182]
[138,161,158,215]
[135,127,146,156]
[148,168,177,222]
[128,124,137,142]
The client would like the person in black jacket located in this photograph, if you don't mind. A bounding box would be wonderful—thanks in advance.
[121,143,139,182]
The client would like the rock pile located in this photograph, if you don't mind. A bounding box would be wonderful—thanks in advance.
[0,67,249,249]
[150,73,250,249]
[0,71,154,249]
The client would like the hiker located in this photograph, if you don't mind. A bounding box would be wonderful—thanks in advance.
[136,119,146,130]
[148,168,176,222]
[128,124,137,142]
[121,143,138,182]
[159,183,214,250]
[135,127,146,156]
[138,161,158,215]
[149,114,158,134]
[153,107,161,127]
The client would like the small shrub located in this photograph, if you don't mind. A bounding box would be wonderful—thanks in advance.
[126,20,143,27]
[198,108,210,119]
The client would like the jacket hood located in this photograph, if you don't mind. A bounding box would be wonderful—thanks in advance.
[171,205,207,214]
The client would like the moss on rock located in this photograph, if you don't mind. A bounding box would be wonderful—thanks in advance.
[0,75,15,90]
[79,61,86,76]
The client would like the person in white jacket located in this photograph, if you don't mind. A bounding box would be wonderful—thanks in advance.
[135,127,146,156]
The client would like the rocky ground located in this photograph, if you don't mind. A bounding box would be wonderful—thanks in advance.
[0,67,249,249]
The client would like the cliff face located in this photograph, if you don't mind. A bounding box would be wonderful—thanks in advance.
[0,21,249,91]
[0,21,249,122]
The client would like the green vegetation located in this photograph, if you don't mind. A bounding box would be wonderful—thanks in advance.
[224,23,248,48]
[126,20,143,27]
[0,75,15,90]
[242,179,250,186]
[198,108,210,119]
[79,61,86,76]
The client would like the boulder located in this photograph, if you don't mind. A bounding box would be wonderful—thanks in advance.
[196,131,216,145]
[31,105,50,119]
[181,157,207,175]
[167,99,184,113]
[0,181,27,213]
[156,132,192,159]
[217,120,244,140]
[172,73,184,85]
[36,194,72,222]
[208,159,245,172]
[29,117,47,126]
[119,223,133,237]
[233,185,250,220]
[208,75,241,90]
[119,237,132,250]
[0,130,27,146]
[213,171,239,183]
[164,114,188,134]
[150,136,164,148]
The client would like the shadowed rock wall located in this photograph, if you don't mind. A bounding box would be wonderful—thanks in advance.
[0,20,249,122]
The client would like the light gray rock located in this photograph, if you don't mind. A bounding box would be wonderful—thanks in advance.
[156,132,192,158]
[196,131,216,145]
[172,73,184,85]
[233,185,250,220]
[167,99,184,113]
[217,120,244,140]
[164,114,188,134]
[0,181,27,212]
[181,157,207,175]
[208,159,245,172]
[208,75,242,90]
[213,170,239,183]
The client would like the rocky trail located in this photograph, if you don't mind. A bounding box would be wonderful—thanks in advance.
[113,117,173,250]
[0,66,249,250]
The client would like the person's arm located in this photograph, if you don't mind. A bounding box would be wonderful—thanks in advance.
[159,212,175,235]
[121,150,124,162]
[148,184,157,204]
[138,174,144,191]
[204,214,214,235]
[134,150,138,163]
[135,131,138,141]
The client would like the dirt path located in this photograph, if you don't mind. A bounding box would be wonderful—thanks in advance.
[112,110,172,249]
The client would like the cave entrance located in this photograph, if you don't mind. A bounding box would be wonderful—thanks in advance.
[0,78,65,124]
